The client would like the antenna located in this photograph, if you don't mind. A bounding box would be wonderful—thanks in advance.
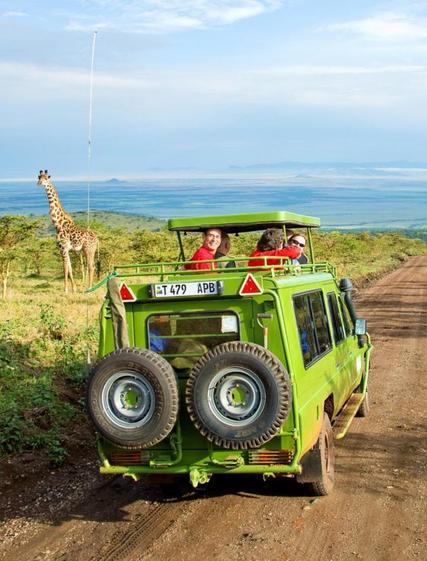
[87,30,98,229]
[86,30,98,366]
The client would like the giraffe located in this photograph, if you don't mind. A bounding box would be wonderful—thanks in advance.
[37,170,99,294]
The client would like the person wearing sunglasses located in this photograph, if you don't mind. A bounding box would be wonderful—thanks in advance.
[248,228,301,269]
[288,234,308,264]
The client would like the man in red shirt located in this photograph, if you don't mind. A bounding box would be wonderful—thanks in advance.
[248,228,301,268]
[184,228,223,270]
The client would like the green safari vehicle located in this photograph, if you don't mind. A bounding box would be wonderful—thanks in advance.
[86,211,373,495]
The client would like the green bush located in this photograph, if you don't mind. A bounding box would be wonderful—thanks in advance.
[39,304,67,340]
[0,310,89,459]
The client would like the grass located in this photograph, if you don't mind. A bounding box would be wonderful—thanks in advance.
[0,277,102,463]
[312,230,423,285]
[0,226,425,466]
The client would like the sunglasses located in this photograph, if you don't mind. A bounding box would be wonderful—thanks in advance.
[290,240,305,248]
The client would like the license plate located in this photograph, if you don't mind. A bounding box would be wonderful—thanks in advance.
[151,280,224,298]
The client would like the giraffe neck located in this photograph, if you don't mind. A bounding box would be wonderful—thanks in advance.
[44,181,74,234]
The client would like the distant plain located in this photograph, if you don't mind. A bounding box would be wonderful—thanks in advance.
[1,166,426,230]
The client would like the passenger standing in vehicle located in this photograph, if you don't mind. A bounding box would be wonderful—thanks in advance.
[215,233,230,261]
[248,228,301,268]
[184,228,223,270]
[288,234,308,264]
[215,233,236,268]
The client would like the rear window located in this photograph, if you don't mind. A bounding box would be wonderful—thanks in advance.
[147,312,240,370]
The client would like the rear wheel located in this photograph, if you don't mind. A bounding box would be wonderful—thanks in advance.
[86,348,178,449]
[299,413,335,496]
[186,342,292,450]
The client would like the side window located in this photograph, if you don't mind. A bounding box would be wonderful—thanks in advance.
[327,292,345,345]
[294,291,332,367]
[339,297,353,336]
[294,295,317,365]
[310,292,332,354]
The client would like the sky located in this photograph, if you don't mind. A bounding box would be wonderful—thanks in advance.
[2,0,427,178]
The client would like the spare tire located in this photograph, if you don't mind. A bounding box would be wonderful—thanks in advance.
[86,348,178,449]
[185,342,292,450]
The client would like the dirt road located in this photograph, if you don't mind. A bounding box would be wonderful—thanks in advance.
[1,256,426,561]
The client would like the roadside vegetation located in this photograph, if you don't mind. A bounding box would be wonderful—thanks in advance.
[0,213,425,465]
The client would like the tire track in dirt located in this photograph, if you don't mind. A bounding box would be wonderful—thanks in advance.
[94,502,180,561]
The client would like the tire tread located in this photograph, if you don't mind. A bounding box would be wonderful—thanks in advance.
[86,347,178,449]
[186,342,291,450]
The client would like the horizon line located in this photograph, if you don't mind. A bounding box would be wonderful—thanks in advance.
[3,161,427,183]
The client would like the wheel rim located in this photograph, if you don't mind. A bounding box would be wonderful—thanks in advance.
[207,367,266,427]
[101,371,156,429]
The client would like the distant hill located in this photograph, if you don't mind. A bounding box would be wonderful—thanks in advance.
[37,211,166,235]
[327,227,427,243]
[103,178,127,185]
[229,161,427,171]
[74,210,166,231]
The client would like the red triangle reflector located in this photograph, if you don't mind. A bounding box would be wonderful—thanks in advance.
[239,273,263,296]
[119,283,137,302]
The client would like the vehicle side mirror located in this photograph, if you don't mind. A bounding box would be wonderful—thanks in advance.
[355,318,367,336]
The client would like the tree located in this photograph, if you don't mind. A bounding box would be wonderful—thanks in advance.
[0,216,38,298]
[21,236,58,277]
[96,225,132,274]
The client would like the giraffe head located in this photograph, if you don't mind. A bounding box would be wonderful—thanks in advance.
[37,169,51,187]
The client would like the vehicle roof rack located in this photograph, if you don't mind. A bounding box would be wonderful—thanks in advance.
[168,211,321,234]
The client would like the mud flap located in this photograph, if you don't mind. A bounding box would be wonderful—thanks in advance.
[296,447,322,483]
[107,277,130,349]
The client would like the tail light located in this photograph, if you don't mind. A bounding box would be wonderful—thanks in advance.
[109,451,150,466]
[247,450,293,465]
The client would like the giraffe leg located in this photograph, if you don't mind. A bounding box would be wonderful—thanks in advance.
[62,251,76,293]
[85,246,96,288]
[79,253,86,286]
[69,258,76,293]
[88,262,95,288]
[61,250,70,294]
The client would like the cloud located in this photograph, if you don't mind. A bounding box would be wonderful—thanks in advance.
[204,3,266,24]
[2,11,28,18]
[321,12,427,41]
[0,61,157,94]
[256,64,427,76]
[3,60,425,112]
[64,0,282,33]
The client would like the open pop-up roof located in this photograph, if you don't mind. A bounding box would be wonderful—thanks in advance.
[168,211,320,234]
